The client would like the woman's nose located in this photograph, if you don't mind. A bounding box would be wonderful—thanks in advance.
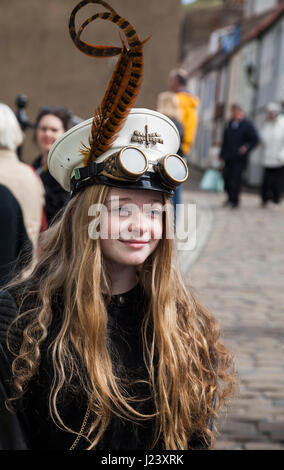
[45,128,54,138]
[128,209,149,236]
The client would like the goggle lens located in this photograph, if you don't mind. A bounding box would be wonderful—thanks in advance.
[164,155,188,182]
[120,147,148,175]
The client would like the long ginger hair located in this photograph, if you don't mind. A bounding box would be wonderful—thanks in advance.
[7,183,236,450]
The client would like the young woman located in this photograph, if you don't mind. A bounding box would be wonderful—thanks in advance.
[32,106,73,225]
[0,108,236,450]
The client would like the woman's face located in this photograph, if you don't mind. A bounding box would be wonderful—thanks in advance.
[99,187,164,267]
[36,114,65,156]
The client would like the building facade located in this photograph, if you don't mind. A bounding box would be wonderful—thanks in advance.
[186,1,284,187]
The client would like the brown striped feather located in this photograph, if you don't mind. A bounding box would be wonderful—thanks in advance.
[69,1,148,166]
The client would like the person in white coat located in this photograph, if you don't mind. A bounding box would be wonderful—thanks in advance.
[260,102,284,207]
[0,103,45,250]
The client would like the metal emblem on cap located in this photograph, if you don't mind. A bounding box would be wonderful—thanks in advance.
[131,125,164,147]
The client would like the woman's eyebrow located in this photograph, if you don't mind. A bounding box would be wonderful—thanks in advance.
[105,197,163,205]
[149,199,163,204]
[105,197,132,204]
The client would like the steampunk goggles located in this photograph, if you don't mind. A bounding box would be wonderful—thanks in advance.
[71,146,188,194]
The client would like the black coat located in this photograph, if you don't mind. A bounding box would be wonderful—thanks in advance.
[0,284,209,450]
[220,118,259,164]
[0,184,32,287]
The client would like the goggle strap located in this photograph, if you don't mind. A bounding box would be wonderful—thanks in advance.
[74,161,105,180]
[72,149,187,192]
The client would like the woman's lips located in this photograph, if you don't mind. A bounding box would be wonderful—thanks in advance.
[119,240,149,248]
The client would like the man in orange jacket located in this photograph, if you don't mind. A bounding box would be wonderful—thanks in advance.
[167,68,199,158]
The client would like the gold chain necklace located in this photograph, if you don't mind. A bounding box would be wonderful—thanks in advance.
[69,405,91,450]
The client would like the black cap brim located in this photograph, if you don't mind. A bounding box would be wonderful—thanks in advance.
[71,171,174,197]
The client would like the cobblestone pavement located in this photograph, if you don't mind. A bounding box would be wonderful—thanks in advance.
[178,189,284,450]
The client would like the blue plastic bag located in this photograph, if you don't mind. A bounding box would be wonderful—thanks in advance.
[199,169,224,192]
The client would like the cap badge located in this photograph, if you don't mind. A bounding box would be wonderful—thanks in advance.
[131,125,163,147]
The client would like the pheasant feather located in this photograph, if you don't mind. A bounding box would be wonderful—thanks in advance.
[69,0,146,166]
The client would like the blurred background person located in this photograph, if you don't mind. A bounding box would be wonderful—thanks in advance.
[259,102,284,209]
[0,184,32,287]
[219,104,259,209]
[167,68,199,160]
[0,103,45,252]
[156,91,184,225]
[33,106,72,225]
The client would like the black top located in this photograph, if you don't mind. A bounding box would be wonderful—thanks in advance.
[0,285,208,450]
[0,184,32,288]
[32,155,70,225]
[220,118,259,163]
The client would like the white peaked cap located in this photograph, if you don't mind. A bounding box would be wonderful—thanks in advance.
[48,108,180,192]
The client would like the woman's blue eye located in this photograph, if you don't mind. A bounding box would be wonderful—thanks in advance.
[147,209,162,217]
[119,208,130,216]
[110,206,162,217]
[111,207,131,216]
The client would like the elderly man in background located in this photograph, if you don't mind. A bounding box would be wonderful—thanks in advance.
[259,102,284,209]
[220,104,259,209]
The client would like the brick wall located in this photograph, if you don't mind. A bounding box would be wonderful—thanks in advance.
[0,0,182,163]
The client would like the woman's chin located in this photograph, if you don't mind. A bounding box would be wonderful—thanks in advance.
[118,253,148,266]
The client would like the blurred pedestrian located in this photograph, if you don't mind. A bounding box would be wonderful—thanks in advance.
[259,102,284,209]
[33,106,72,225]
[156,91,184,225]
[0,184,32,287]
[220,104,259,208]
[0,103,45,250]
[166,68,199,159]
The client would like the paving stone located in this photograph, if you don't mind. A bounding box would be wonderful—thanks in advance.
[230,399,274,409]
[228,411,271,423]
[240,392,262,399]
[274,400,284,408]
[258,421,284,433]
[264,392,284,400]
[269,431,284,442]
[219,421,262,441]
[214,440,243,450]
[269,409,284,417]
[247,383,284,392]
[244,442,284,450]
